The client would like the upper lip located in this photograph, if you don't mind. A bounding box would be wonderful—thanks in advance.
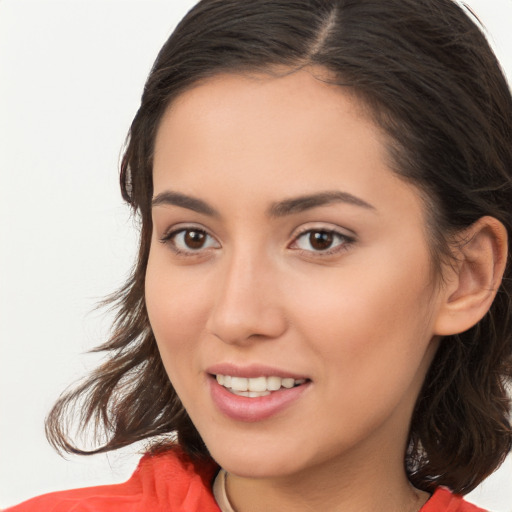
[206,363,310,380]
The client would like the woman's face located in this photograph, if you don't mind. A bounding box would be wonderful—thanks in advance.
[146,69,446,479]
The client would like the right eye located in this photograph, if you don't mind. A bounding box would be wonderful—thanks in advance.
[160,227,220,255]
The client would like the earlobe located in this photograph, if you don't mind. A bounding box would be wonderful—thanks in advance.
[434,216,508,336]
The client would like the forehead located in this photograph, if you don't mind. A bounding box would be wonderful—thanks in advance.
[152,70,426,230]
[154,70,388,182]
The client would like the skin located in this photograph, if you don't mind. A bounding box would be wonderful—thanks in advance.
[145,69,454,511]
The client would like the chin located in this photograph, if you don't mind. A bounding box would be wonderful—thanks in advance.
[201,431,316,479]
[214,452,303,479]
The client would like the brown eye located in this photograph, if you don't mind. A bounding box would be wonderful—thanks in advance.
[184,229,207,249]
[291,228,353,254]
[309,231,334,250]
[162,227,220,254]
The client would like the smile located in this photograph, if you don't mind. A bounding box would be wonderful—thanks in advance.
[215,374,307,397]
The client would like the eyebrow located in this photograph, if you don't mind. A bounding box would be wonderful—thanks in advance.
[151,190,376,217]
[152,191,219,217]
[268,191,376,217]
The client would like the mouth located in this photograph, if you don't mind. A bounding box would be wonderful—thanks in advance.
[207,369,312,422]
[214,374,308,397]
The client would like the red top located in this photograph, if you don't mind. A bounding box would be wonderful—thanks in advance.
[5,448,488,511]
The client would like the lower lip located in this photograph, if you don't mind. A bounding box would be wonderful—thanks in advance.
[209,377,310,422]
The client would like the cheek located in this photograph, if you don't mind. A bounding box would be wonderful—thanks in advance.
[144,255,214,406]
[286,244,437,373]
[145,250,211,359]
[289,259,438,440]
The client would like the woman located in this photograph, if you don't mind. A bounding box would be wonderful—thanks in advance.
[6,0,512,510]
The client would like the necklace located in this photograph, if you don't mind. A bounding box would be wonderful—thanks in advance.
[213,469,236,512]
[212,469,429,512]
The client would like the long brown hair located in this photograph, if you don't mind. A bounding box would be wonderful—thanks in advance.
[46,0,512,494]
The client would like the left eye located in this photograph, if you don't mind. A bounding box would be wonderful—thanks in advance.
[292,229,351,252]
[166,228,220,252]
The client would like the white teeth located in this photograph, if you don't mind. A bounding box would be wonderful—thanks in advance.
[215,374,306,395]
[267,376,282,391]
[248,391,270,397]
[248,376,267,392]
[230,377,248,391]
[281,378,295,389]
[231,390,272,397]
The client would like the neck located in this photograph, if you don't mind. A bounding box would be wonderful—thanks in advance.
[226,455,429,512]
[227,462,429,512]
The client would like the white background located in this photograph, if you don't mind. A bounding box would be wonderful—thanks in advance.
[0,0,511,509]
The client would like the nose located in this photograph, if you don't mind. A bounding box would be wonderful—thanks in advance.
[206,250,288,345]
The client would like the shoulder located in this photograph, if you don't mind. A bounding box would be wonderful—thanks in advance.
[3,446,220,512]
[422,487,490,512]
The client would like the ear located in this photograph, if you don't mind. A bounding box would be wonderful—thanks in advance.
[434,216,508,336]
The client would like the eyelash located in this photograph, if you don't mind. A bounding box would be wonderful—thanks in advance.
[159,226,355,257]
[289,227,355,256]
[160,227,219,256]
